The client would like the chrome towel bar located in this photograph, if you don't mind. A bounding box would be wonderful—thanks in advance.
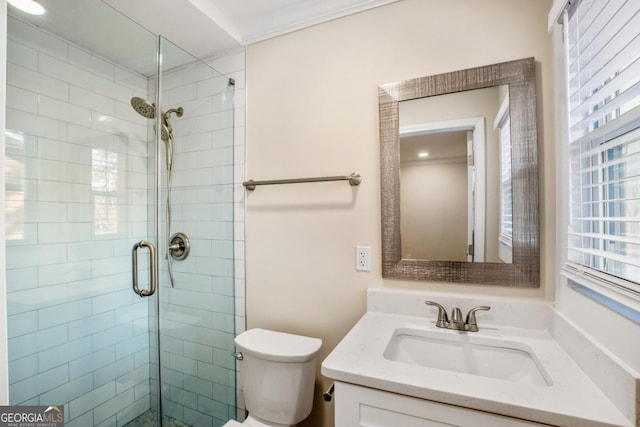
[243,173,362,191]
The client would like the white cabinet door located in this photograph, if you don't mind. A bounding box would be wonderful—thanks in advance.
[334,382,551,427]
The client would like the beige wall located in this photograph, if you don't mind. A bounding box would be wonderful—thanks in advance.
[245,0,554,425]
[401,159,468,261]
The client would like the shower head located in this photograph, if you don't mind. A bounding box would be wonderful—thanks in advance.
[130,97,156,119]
[156,124,171,143]
[130,97,184,170]
[131,97,184,122]
[131,97,173,142]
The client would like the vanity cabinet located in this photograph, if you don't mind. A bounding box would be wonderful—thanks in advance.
[334,382,551,427]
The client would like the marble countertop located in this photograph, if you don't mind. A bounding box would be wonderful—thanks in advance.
[321,310,631,427]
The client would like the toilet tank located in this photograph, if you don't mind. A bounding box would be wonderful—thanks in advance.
[235,328,322,425]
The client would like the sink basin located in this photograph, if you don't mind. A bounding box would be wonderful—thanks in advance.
[383,328,552,386]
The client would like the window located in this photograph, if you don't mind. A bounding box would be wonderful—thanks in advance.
[498,109,512,239]
[4,130,26,241]
[91,148,118,235]
[564,0,640,290]
[494,96,513,263]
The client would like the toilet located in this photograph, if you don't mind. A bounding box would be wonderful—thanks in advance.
[224,328,323,427]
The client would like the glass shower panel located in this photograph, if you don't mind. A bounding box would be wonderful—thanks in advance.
[4,2,160,426]
[156,37,237,427]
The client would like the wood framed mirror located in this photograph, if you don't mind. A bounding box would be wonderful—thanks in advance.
[378,57,539,287]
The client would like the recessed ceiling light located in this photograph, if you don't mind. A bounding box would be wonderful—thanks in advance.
[418,151,429,158]
[8,0,45,15]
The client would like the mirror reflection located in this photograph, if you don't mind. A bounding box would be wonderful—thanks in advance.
[399,85,513,264]
[378,57,539,287]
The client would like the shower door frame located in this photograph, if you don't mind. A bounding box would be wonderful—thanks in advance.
[0,0,10,404]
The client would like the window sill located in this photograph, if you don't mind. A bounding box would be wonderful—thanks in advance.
[498,238,512,264]
[561,263,640,325]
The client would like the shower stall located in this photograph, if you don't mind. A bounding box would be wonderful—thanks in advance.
[4,0,238,426]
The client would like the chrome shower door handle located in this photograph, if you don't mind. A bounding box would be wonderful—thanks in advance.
[132,240,157,297]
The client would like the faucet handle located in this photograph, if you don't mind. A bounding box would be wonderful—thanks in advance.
[425,301,449,327]
[465,306,491,332]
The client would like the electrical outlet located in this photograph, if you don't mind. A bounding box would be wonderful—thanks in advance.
[356,246,371,271]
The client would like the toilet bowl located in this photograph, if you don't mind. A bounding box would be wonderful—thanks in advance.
[223,328,322,427]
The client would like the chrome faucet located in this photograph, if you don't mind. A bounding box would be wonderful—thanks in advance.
[425,301,490,332]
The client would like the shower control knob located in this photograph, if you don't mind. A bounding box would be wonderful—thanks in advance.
[169,232,190,260]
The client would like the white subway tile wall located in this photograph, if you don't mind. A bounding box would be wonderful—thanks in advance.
[152,46,240,426]
[5,16,245,427]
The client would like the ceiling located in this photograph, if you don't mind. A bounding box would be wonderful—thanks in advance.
[8,0,397,76]
[103,0,398,58]
[400,131,469,163]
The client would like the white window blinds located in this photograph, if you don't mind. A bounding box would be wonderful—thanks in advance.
[499,112,513,242]
[566,0,640,286]
[567,0,640,141]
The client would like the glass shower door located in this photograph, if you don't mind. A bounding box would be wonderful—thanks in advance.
[4,2,237,426]
[154,37,237,427]
[4,5,162,424]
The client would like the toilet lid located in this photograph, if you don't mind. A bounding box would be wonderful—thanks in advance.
[223,420,244,427]
[235,328,322,362]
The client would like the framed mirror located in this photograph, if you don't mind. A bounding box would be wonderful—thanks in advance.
[378,58,539,287]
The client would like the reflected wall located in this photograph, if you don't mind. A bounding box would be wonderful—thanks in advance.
[399,86,504,263]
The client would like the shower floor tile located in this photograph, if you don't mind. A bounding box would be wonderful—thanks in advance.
[124,409,191,427]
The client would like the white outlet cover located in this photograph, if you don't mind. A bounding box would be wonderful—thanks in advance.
[356,246,371,271]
